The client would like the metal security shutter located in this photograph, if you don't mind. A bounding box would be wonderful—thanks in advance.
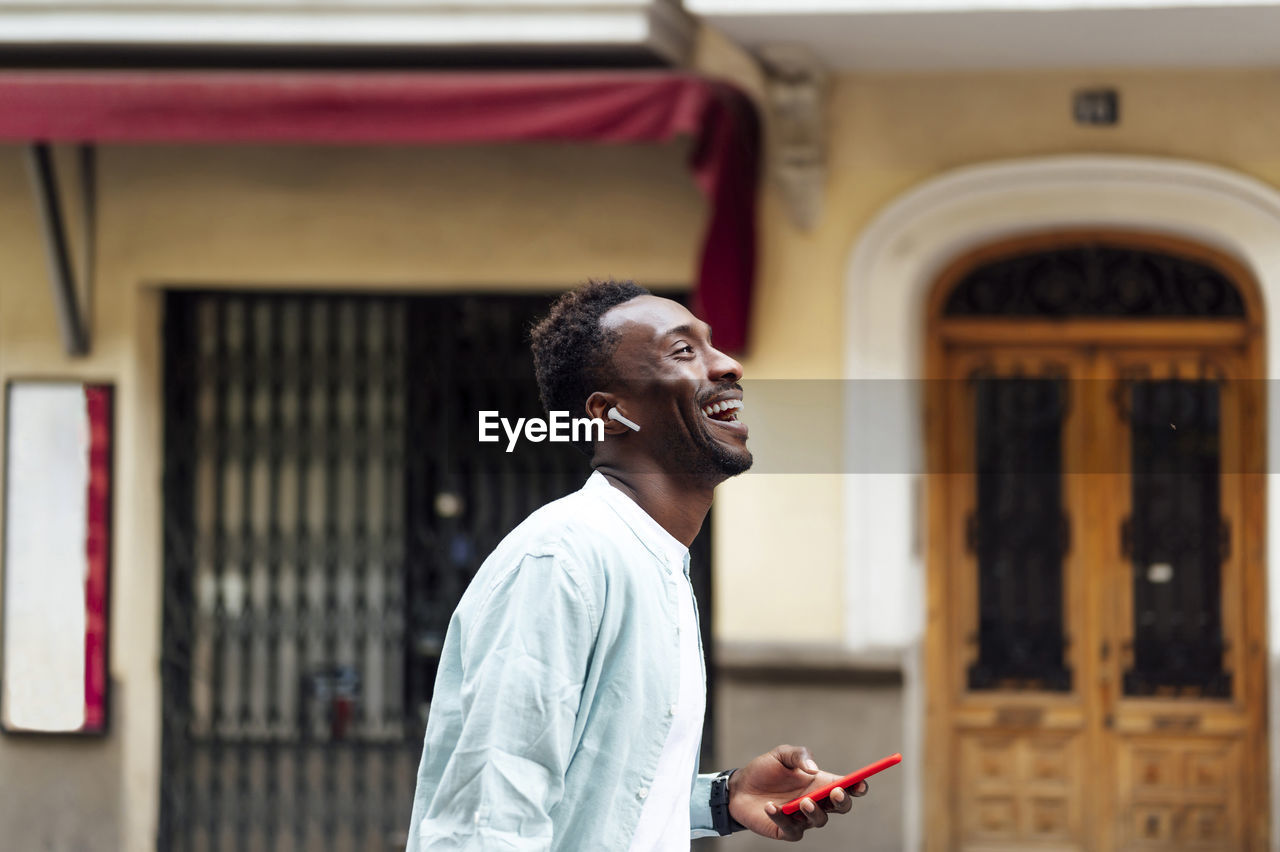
[159,291,714,851]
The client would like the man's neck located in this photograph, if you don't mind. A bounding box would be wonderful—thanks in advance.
[592,464,717,548]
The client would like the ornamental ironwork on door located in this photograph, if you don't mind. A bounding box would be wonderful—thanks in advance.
[1119,376,1231,698]
[943,244,1245,318]
[966,373,1072,692]
[159,292,714,851]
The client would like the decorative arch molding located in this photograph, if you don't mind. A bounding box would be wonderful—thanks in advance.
[840,155,1280,850]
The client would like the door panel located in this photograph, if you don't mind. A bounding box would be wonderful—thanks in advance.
[944,349,1094,852]
[1099,351,1255,852]
[935,343,1265,852]
[1118,737,1243,850]
[957,730,1085,848]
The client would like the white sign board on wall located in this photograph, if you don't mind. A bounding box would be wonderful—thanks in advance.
[1,381,111,734]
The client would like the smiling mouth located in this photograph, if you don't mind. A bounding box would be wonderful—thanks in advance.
[700,398,743,423]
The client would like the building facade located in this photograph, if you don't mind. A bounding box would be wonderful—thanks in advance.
[2,3,1279,850]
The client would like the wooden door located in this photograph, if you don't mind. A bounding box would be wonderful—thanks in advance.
[924,233,1269,852]
[938,346,1097,852]
[1095,349,1266,851]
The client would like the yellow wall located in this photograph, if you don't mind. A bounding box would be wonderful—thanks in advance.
[0,140,703,851]
[712,67,1280,646]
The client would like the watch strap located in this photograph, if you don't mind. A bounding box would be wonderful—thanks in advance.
[710,769,748,836]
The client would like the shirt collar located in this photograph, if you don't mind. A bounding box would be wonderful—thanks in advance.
[583,471,690,573]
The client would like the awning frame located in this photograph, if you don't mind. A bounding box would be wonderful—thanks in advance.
[25,143,93,357]
[2,70,760,356]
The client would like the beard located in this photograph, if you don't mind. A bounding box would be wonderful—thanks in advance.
[673,416,753,480]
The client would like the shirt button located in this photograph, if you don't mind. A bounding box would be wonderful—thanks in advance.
[638,787,649,800]
[669,703,677,716]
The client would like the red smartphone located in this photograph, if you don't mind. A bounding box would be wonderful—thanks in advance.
[779,752,901,816]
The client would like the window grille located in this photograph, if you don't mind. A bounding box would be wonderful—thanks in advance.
[967,376,1072,692]
[1123,379,1230,698]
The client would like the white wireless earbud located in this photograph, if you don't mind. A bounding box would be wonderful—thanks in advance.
[606,407,641,432]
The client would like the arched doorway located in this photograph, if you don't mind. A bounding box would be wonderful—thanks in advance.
[924,231,1268,851]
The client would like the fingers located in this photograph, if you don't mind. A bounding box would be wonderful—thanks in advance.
[764,801,805,841]
[797,797,830,829]
[765,795,834,840]
[774,744,820,775]
[826,786,854,814]
[822,780,868,813]
[753,752,868,841]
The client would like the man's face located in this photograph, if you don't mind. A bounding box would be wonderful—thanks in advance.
[600,295,752,479]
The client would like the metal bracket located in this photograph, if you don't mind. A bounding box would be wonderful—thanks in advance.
[757,45,827,231]
[25,143,94,357]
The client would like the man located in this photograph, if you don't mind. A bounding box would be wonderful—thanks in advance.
[407,280,867,849]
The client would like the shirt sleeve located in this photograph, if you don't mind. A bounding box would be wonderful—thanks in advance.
[689,772,718,838]
[414,551,597,850]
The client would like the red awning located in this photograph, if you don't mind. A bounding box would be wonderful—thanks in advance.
[0,71,759,351]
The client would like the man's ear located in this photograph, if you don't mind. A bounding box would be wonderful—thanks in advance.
[585,391,633,435]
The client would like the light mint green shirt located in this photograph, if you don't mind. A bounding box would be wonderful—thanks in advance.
[406,472,720,850]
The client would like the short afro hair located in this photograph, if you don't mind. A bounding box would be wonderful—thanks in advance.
[530,278,650,454]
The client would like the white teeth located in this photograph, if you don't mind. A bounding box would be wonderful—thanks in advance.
[701,399,743,418]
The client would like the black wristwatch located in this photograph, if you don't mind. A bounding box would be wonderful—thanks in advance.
[710,769,748,836]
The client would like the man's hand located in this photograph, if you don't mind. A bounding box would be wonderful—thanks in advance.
[727,744,869,842]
